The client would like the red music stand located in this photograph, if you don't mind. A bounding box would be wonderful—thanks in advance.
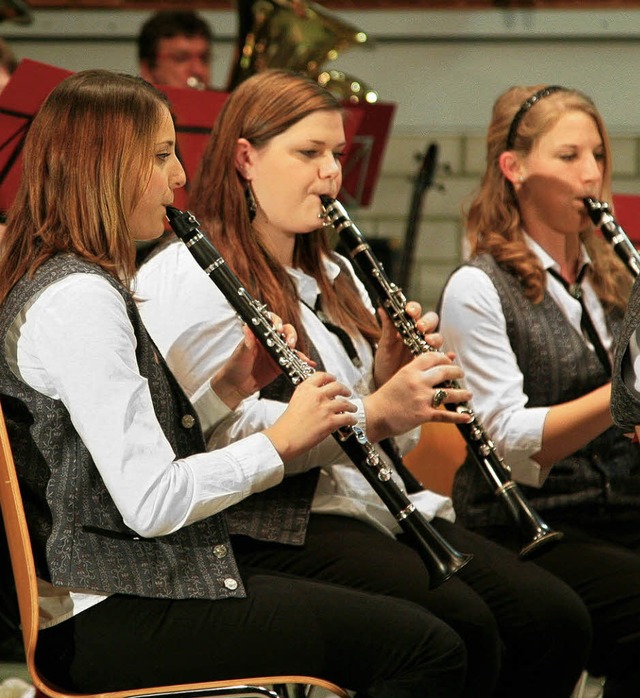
[0,59,72,214]
[612,194,640,248]
[340,101,396,209]
[0,59,393,216]
[0,60,231,216]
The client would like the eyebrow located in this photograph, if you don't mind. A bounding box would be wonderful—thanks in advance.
[306,138,347,148]
[155,140,175,148]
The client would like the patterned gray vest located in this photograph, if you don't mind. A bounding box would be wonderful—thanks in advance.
[0,254,246,600]
[142,238,319,546]
[611,276,640,431]
[450,254,640,528]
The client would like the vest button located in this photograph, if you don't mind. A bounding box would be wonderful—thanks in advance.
[181,414,196,429]
[224,577,239,591]
[213,544,228,559]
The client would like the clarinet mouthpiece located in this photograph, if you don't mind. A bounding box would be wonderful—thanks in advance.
[165,205,181,223]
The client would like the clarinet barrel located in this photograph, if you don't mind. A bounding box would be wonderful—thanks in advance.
[165,205,473,588]
[321,195,563,559]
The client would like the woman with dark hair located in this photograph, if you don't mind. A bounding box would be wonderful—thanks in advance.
[439,84,640,696]
[0,69,468,698]
[137,69,592,698]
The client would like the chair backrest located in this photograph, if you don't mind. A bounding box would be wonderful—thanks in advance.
[0,402,348,698]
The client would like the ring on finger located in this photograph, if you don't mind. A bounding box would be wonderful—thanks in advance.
[431,388,448,409]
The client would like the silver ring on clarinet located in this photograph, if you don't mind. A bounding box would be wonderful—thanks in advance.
[431,388,448,409]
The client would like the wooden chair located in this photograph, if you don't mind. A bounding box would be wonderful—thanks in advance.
[0,402,348,698]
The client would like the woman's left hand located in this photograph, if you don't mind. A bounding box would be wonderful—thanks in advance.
[211,316,299,409]
[373,302,444,387]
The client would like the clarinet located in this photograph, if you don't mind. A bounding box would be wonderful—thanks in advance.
[584,197,640,278]
[321,196,563,559]
[165,205,473,588]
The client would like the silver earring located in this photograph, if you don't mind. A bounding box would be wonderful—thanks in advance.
[519,175,525,183]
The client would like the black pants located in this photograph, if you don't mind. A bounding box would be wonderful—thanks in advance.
[478,517,640,698]
[36,566,466,698]
[233,514,591,698]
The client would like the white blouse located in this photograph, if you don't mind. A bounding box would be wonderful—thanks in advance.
[439,235,613,488]
[6,272,284,626]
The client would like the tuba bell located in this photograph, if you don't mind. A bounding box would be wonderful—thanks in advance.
[227,0,377,103]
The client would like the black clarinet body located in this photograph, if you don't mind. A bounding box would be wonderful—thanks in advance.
[321,196,563,559]
[165,205,473,588]
[584,197,640,278]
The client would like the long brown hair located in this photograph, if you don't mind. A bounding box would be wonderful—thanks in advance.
[0,70,170,304]
[189,69,380,351]
[468,84,631,311]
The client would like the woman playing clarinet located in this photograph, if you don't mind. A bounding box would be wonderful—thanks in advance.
[439,83,640,696]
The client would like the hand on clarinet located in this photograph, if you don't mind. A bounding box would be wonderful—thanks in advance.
[210,316,302,410]
[373,302,444,387]
[366,351,472,444]
[263,372,358,463]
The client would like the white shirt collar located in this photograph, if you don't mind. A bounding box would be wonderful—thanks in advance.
[522,231,592,277]
[286,255,340,308]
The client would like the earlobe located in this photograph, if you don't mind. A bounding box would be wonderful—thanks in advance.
[499,150,523,185]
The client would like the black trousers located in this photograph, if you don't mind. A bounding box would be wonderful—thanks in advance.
[233,514,591,698]
[478,517,640,698]
[36,566,466,698]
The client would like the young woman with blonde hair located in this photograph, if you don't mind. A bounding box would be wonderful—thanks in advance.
[440,84,640,696]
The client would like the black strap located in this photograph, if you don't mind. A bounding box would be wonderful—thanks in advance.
[307,298,363,369]
[547,266,611,376]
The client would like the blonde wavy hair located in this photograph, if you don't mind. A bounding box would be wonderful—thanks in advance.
[467,84,631,311]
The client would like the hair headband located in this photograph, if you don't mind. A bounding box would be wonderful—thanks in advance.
[505,85,568,150]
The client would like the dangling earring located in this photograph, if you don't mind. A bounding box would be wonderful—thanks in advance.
[245,182,257,222]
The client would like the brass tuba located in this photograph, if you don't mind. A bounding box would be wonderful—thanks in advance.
[227,0,377,103]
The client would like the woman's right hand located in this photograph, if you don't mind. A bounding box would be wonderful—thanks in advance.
[263,372,357,463]
[364,351,472,443]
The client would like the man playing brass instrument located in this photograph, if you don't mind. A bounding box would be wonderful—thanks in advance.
[138,10,213,90]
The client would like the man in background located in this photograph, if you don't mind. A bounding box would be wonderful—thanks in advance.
[0,38,17,94]
[138,10,213,89]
